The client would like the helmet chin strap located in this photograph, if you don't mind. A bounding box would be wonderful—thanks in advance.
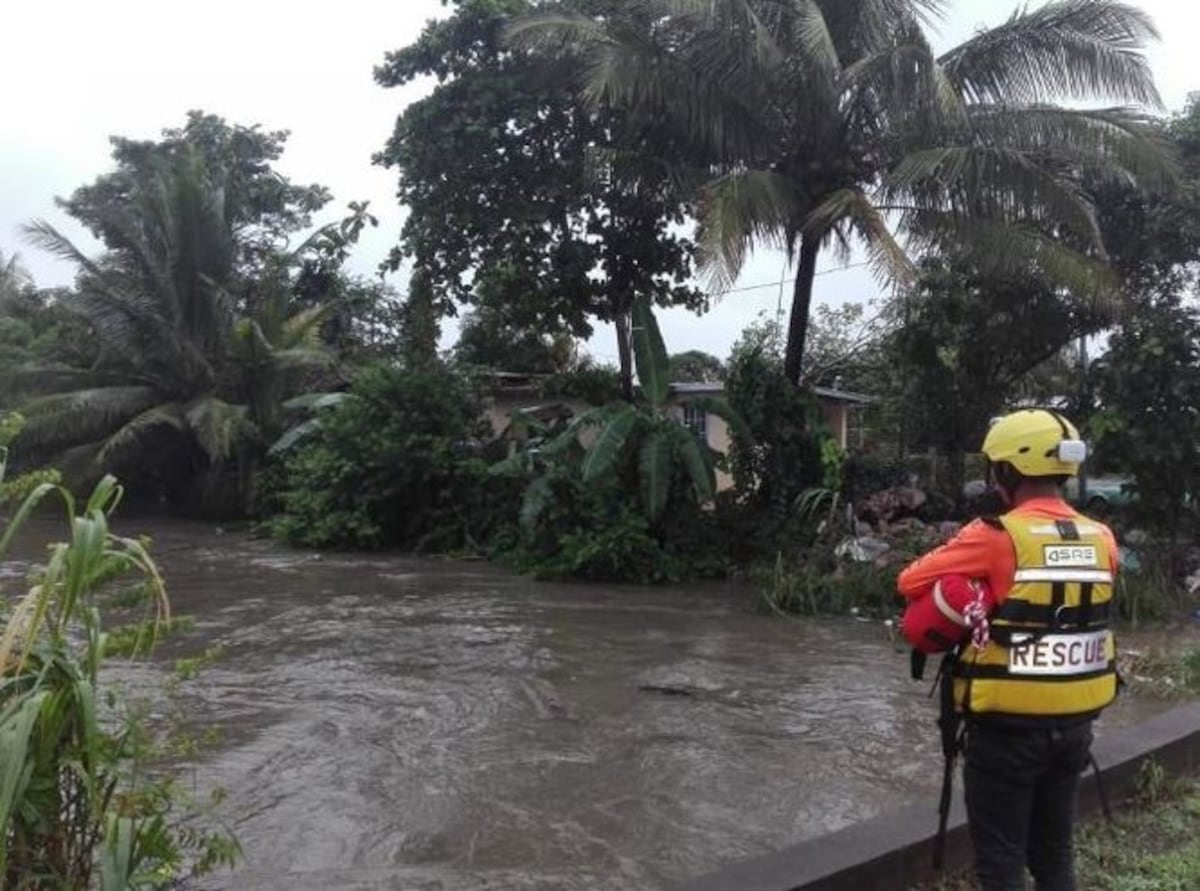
[991,461,1023,505]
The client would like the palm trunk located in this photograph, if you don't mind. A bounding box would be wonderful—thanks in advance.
[783,235,822,386]
[615,309,635,402]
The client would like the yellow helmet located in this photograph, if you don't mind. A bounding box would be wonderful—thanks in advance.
[981,409,1087,478]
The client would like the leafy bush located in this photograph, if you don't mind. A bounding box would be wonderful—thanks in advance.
[0,412,62,505]
[490,300,735,582]
[496,485,688,584]
[537,361,623,406]
[1,475,238,888]
[725,322,833,520]
[267,362,505,550]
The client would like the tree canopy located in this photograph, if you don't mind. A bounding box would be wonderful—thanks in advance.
[375,0,705,398]
[515,0,1174,383]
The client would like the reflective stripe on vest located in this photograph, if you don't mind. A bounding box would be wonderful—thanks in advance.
[953,511,1117,718]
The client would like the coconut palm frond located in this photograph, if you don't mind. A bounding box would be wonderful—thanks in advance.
[96,403,186,467]
[269,348,335,375]
[281,304,335,350]
[230,318,274,363]
[16,386,163,452]
[504,10,610,57]
[790,0,841,77]
[696,170,802,289]
[806,188,916,285]
[886,145,1104,248]
[846,35,964,136]
[938,0,1161,107]
[183,397,257,464]
[968,105,1178,191]
[21,220,108,282]
[585,38,769,163]
[909,212,1120,303]
[1,366,145,399]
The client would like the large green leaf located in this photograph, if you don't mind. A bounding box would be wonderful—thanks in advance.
[183,397,258,462]
[638,430,673,521]
[282,391,350,413]
[631,299,670,406]
[520,476,555,531]
[96,403,186,466]
[0,692,46,877]
[267,417,323,456]
[671,423,716,502]
[581,405,638,482]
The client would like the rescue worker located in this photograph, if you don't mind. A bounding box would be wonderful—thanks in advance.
[898,409,1119,891]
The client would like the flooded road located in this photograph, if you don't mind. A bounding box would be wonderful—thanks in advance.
[1,518,1182,890]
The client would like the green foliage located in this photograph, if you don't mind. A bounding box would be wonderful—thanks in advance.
[756,553,898,618]
[267,362,501,550]
[10,116,373,513]
[1091,296,1200,542]
[668,350,725,383]
[1113,545,1190,627]
[536,361,622,405]
[519,0,1171,382]
[454,301,577,374]
[491,300,738,581]
[894,256,1105,497]
[0,413,62,505]
[724,319,831,525]
[0,475,238,888]
[376,0,705,396]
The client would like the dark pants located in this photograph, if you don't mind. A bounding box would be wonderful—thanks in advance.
[963,719,1094,891]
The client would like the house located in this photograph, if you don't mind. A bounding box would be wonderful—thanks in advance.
[481,372,874,489]
[663,381,874,453]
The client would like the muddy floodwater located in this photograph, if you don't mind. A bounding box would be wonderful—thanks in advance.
[1,518,1185,890]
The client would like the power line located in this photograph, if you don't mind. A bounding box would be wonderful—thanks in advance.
[713,261,872,298]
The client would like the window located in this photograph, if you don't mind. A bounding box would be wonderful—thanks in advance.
[682,403,708,442]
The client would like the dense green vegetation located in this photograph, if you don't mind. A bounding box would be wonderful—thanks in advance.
[0,471,237,887]
[7,4,1200,887]
[1,1,1198,605]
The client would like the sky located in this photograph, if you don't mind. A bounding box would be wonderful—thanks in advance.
[2,0,1196,366]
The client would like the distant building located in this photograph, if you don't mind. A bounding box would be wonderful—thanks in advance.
[481,373,874,491]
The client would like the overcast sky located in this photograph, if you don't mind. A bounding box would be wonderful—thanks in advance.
[2,0,1195,364]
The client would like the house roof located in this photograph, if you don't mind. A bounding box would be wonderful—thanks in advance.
[669,381,875,404]
[482,371,875,404]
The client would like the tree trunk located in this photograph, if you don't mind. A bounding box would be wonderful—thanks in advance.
[784,235,822,386]
[614,309,635,402]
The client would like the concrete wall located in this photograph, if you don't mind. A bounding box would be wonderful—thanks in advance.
[681,701,1200,891]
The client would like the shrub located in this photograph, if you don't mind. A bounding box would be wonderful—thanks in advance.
[755,552,901,618]
[267,362,506,550]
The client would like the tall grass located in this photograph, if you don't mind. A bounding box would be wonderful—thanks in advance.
[1,450,237,888]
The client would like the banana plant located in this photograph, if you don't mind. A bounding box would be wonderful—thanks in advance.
[494,298,747,526]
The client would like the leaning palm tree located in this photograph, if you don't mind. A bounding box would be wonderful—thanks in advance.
[17,152,251,483]
[513,0,1175,383]
[15,152,333,505]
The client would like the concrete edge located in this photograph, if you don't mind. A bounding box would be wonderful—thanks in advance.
[681,701,1200,891]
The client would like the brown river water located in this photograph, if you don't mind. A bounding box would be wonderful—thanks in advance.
[0,517,1187,890]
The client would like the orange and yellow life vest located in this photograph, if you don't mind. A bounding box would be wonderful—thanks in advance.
[953,511,1117,718]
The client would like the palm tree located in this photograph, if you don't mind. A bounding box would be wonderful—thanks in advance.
[15,151,333,504]
[0,250,31,303]
[513,0,1175,383]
